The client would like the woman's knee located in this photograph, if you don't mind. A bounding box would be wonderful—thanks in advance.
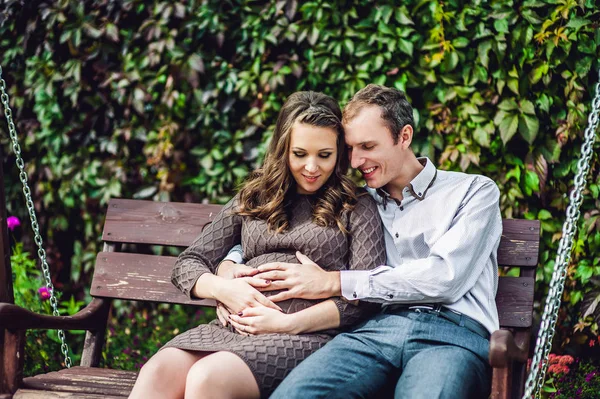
[185,352,259,399]
[139,348,194,384]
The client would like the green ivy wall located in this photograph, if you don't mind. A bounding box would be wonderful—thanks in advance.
[1,0,599,352]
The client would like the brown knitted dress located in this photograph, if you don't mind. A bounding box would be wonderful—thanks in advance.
[164,192,386,397]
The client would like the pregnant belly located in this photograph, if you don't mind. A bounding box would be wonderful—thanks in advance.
[246,252,328,314]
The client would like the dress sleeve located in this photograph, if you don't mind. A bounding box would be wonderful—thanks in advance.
[332,193,386,328]
[171,196,243,298]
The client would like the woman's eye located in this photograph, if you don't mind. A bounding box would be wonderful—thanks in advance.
[319,153,332,158]
[293,152,306,157]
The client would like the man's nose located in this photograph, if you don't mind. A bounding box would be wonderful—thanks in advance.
[350,150,363,169]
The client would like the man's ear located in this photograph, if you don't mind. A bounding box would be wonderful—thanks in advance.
[398,125,413,148]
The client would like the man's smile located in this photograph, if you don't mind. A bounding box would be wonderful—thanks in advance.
[361,166,378,178]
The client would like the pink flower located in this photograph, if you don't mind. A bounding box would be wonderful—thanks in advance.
[7,216,20,231]
[548,364,570,375]
[558,355,574,365]
[38,287,51,301]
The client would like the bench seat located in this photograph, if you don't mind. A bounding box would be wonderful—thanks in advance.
[15,367,135,398]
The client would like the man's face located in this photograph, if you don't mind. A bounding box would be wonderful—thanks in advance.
[344,105,407,190]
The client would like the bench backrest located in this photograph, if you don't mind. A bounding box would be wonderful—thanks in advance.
[91,198,540,328]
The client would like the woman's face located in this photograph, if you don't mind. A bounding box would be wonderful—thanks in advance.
[288,122,338,195]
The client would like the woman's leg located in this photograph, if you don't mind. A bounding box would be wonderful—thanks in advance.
[129,348,208,399]
[184,351,260,399]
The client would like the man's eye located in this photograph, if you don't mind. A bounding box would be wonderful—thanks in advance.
[363,145,374,150]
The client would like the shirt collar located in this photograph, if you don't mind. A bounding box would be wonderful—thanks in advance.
[372,157,437,204]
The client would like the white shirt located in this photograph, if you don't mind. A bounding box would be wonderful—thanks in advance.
[340,157,502,334]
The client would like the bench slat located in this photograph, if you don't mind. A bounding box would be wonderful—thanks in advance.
[498,220,540,267]
[92,252,533,327]
[91,252,214,307]
[102,200,540,268]
[102,198,221,247]
[14,390,125,398]
[20,367,135,397]
[496,277,534,328]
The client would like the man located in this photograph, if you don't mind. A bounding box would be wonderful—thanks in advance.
[221,84,502,398]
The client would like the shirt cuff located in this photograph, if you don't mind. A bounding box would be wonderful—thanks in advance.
[341,268,382,300]
[223,251,243,264]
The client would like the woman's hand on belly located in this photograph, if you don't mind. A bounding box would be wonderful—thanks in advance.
[228,306,294,335]
[213,277,282,315]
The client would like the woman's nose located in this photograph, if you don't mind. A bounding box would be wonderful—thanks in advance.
[305,163,319,173]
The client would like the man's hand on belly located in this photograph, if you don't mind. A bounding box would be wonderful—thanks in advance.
[254,251,341,301]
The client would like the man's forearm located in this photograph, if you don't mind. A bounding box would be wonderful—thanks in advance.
[323,271,341,298]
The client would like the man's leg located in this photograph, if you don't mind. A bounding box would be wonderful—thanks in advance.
[393,311,491,399]
[271,312,410,399]
[394,346,490,399]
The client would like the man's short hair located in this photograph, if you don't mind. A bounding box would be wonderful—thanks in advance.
[343,84,414,144]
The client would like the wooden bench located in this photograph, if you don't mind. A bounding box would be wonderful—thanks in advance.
[0,198,540,399]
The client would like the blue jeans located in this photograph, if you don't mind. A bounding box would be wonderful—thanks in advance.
[271,310,491,399]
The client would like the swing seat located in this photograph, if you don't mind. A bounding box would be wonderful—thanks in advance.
[0,198,539,399]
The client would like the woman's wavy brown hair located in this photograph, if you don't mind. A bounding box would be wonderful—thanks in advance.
[236,91,357,234]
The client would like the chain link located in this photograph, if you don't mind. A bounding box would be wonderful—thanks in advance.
[0,65,72,368]
[523,69,600,398]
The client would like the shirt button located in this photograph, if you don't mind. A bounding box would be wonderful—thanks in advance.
[387,294,394,299]
[400,206,404,211]
[395,232,399,238]
[352,292,357,298]
[418,192,422,196]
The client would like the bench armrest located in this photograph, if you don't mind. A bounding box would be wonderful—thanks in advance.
[489,329,528,367]
[0,298,110,331]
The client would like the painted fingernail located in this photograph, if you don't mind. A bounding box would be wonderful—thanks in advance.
[238,312,243,316]
[265,280,271,284]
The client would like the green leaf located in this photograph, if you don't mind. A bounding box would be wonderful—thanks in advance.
[344,39,354,55]
[494,19,509,33]
[530,64,547,84]
[507,77,519,95]
[395,9,414,25]
[498,99,518,111]
[499,114,518,144]
[453,37,470,48]
[473,126,490,148]
[478,40,492,68]
[518,114,539,144]
[398,38,413,56]
[520,100,535,115]
[538,209,552,220]
[188,54,205,73]
[524,170,539,194]
[566,17,589,30]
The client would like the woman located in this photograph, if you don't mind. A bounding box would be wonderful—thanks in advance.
[129,91,386,399]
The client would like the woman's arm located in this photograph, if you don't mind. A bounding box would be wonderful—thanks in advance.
[171,197,280,312]
[171,197,243,298]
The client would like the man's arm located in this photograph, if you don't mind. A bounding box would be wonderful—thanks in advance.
[341,178,502,303]
[256,178,502,304]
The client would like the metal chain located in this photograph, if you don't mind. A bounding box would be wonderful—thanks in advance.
[0,65,72,368]
[523,67,600,398]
